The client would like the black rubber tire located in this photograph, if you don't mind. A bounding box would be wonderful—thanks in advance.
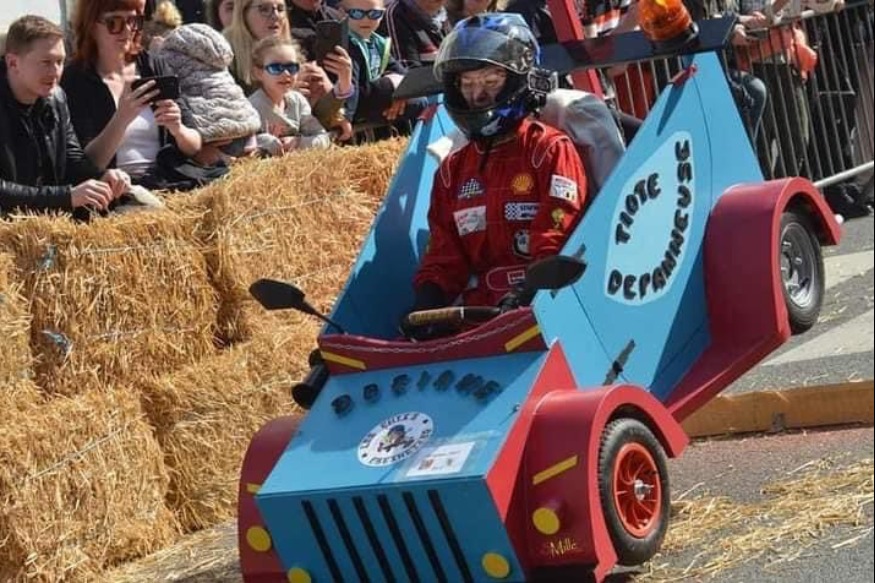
[779,210,825,334]
[597,418,671,566]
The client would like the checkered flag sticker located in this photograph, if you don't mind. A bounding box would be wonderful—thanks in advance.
[458,178,484,199]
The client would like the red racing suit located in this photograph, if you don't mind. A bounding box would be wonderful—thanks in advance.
[414,118,588,307]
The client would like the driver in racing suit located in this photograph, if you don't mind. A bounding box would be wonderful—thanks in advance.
[410,13,588,317]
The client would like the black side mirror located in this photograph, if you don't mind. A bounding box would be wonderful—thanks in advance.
[249,279,347,333]
[525,255,586,291]
[249,279,309,312]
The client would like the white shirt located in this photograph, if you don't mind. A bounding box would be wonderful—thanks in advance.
[115,107,161,177]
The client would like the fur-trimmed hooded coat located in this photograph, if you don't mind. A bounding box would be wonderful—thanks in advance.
[158,24,261,143]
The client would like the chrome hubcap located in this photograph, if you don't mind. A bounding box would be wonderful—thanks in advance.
[780,223,817,308]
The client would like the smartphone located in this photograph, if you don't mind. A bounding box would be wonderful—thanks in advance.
[131,75,180,102]
[313,18,349,64]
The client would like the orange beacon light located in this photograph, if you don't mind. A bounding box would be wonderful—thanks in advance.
[638,0,699,49]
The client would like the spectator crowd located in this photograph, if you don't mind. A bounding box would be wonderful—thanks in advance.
[1,0,871,218]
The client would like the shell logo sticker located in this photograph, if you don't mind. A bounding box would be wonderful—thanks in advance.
[358,412,434,467]
[511,173,534,195]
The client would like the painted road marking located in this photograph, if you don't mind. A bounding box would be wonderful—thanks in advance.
[825,250,873,291]
[765,309,874,366]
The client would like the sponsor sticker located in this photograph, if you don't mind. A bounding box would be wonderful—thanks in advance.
[406,441,476,477]
[511,173,534,195]
[505,202,539,221]
[454,205,487,236]
[358,412,434,467]
[550,174,578,203]
[513,229,531,258]
[551,208,566,231]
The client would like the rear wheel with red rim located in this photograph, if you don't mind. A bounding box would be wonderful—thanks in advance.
[598,417,670,566]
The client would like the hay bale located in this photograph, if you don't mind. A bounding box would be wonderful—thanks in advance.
[0,388,177,583]
[0,212,218,396]
[0,252,33,386]
[338,137,408,202]
[138,326,308,531]
[0,381,43,419]
[199,141,405,342]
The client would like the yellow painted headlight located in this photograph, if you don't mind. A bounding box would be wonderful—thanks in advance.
[287,567,312,583]
[245,525,272,553]
[532,506,561,535]
[481,552,511,579]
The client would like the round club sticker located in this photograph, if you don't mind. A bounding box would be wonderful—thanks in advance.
[358,412,434,467]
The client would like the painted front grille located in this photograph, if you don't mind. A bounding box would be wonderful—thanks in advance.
[301,489,475,583]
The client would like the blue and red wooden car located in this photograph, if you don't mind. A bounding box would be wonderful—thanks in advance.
[236,3,840,581]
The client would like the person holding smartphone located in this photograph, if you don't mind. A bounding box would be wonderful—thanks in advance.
[225,0,354,140]
[61,0,203,189]
[286,0,344,56]
[338,0,427,136]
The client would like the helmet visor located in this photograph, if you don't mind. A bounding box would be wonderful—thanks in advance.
[434,21,538,79]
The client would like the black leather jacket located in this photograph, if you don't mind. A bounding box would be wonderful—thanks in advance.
[0,62,101,214]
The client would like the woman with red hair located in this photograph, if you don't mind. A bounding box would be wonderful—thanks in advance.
[62,0,204,190]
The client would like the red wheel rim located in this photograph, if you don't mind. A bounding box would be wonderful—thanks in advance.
[612,442,662,538]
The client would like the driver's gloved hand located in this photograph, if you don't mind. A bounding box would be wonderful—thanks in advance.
[498,286,536,313]
[400,282,451,340]
[412,282,448,312]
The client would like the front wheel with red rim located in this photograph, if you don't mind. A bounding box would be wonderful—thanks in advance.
[598,418,671,566]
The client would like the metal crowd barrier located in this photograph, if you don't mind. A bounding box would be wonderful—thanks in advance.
[358,1,873,198]
[605,0,874,190]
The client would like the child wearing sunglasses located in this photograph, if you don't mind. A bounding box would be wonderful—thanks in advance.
[340,0,425,132]
[248,36,331,154]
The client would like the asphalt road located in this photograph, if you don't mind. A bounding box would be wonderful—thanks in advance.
[629,426,874,583]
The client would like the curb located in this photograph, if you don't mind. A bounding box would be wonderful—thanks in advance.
[681,380,875,438]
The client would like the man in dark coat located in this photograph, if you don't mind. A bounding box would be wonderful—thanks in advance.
[1,15,128,215]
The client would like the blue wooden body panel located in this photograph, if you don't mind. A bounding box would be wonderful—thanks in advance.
[259,351,543,495]
[328,101,450,339]
[543,53,763,398]
[532,283,616,387]
[257,351,542,580]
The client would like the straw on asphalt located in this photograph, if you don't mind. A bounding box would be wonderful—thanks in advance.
[641,458,874,581]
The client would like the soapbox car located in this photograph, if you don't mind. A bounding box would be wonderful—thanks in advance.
[236,4,841,582]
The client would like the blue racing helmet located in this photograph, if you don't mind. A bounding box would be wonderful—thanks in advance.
[434,13,541,140]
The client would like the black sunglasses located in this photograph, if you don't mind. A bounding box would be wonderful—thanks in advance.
[263,62,301,76]
[98,14,145,34]
[346,8,385,20]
